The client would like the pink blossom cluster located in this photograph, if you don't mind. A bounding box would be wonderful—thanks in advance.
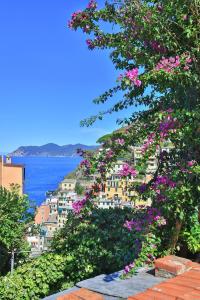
[124,262,135,274]
[106,149,114,158]
[157,4,163,12]
[187,160,196,167]
[159,115,176,139]
[68,9,92,32]
[141,133,155,153]
[86,39,95,50]
[68,10,83,29]
[156,194,167,202]
[115,138,125,146]
[176,160,196,174]
[153,215,167,226]
[155,56,180,72]
[87,0,97,9]
[124,219,142,231]
[155,55,192,73]
[72,198,87,214]
[149,41,167,53]
[80,159,91,176]
[124,207,166,232]
[152,176,176,190]
[125,68,142,87]
[97,161,106,175]
[118,163,137,177]
[80,159,91,169]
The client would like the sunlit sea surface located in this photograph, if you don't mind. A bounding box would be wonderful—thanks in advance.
[13,156,81,205]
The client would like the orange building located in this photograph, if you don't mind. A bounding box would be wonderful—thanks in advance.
[35,204,50,224]
[0,156,25,194]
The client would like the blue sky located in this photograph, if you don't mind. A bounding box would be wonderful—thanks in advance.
[0,0,136,152]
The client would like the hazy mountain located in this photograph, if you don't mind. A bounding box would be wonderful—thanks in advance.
[9,143,98,157]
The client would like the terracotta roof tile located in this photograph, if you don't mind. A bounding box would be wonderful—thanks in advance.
[57,294,79,300]
[128,256,200,300]
[73,288,104,300]
[128,290,177,300]
[179,269,200,281]
[56,288,104,300]
[167,276,200,289]
[149,282,193,298]
[177,289,200,300]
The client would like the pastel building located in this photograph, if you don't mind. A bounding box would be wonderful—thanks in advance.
[35,203,50,224]
[59,179,76,191]
[0,156,25,194]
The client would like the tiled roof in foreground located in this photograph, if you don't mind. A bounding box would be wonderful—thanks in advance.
[43,256,200,300]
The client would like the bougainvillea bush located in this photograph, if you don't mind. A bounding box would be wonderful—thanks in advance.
[68,0,200,274]
[52,207,157,276]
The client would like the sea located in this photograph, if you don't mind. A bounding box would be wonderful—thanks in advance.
[12,156,81,206]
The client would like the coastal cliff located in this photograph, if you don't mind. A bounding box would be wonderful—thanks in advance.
[10,143,98,157]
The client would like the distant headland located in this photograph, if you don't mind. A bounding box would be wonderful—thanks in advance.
[9,143,98,157]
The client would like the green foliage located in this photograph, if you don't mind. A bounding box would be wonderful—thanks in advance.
[1,208,139,299]
[0,186,31,275]
[96,133,113,144]
[181,214,200,254]
[75,182,85,195]
[70,0,200,259]
[0,253,67,300]
[52,208,137,275]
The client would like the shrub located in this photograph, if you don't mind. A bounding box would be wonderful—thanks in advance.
[52,207,138,276]
[0,253,67,300]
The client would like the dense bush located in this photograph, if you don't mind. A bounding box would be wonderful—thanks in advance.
[52,207,138,275]
[68,0,200,275]
[0,208,139,299]
[0,186,31,275]
[0,253,68,300]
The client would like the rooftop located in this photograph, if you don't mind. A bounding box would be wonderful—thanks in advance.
[42,256,200,300]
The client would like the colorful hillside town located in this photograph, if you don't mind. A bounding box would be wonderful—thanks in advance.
[27,145,171,254]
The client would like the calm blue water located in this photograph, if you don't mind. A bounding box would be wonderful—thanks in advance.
[12,157,81,205]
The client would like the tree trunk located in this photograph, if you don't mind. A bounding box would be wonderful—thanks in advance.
[169,219,182,253]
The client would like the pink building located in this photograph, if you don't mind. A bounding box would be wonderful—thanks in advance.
[35,204,50,224]
[0,156,24,194]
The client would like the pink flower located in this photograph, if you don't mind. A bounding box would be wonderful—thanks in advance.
[125,68,142,87]
[187,160,196,167]
[141,133,155,153]
[106,149,114,158]
[115,138,125,146]
[124,220,135,231]
[87,0,97,9]
[134,79,142,87]
[86,39,95,49]
[124,262,135,274]
[118,163,137,177]
[186,57,192,64]
[155,56,180,73]
[72,198,87,214]
[126,68,138,80]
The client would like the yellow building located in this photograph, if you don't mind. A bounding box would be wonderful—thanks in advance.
[0,156,24,194]
[59,178,76,191]
[104,160,138,201]
[104,152,157,205]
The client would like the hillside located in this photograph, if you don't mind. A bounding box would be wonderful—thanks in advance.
[9,143,98,157]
